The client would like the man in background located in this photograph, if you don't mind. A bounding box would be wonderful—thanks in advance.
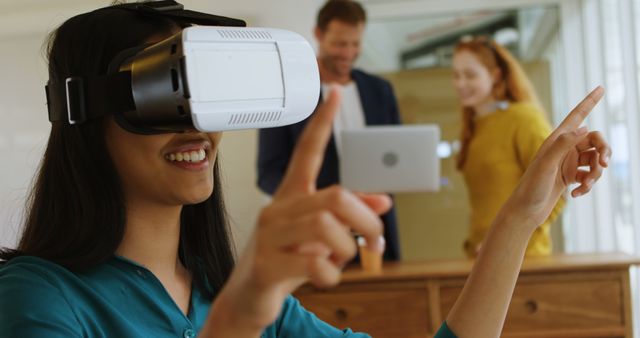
[257,0,402,261]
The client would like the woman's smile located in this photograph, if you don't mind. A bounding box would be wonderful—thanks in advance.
[163,140,211,171]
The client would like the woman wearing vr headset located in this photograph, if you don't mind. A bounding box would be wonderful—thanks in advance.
[0,1,610,338]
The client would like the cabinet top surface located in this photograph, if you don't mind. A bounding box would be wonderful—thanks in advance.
[340,252,640,282]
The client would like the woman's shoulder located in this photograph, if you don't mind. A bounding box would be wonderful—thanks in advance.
[1,255,71,281]
[0,255,75,299]
[505,101,545,117]
[505,101,544,117]
[0,256,83,336]
[504,102,550,127]
[0,255,85,307]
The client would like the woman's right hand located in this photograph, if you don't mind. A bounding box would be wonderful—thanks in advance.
[202,88,391,337]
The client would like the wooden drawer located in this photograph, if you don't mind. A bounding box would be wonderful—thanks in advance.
[439,274,625,336]
[296,282,431,338]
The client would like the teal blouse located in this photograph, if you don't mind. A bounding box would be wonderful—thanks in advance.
[0,256,457,337]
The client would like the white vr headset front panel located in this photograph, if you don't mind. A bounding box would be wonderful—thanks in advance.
[182,26,320,132]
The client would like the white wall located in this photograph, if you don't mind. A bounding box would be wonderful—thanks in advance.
[0,34,50,248]
[0,0,323,251]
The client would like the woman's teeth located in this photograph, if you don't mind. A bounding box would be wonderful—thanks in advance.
[165,149,206,163]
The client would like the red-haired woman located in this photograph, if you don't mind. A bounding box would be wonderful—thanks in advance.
[452,37,565,257]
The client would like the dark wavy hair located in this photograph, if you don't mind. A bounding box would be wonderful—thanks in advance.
[0,4,235,300]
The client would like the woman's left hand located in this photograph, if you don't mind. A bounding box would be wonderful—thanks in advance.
[501,86,611,230]
[447,87,611,338]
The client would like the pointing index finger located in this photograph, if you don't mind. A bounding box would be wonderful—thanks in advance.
[555,86,604,134]
[276,87,342,197]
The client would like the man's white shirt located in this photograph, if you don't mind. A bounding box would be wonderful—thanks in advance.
[321,82,366,158]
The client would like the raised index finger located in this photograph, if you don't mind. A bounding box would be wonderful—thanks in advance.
[276,87,342,197]
[555,86,605,134]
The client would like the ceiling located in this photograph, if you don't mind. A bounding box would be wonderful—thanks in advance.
[358,4,559,72]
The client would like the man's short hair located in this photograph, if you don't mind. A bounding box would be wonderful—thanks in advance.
[316,0,367,31]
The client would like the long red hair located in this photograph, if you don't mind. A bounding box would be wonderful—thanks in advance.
[455,37,544,169]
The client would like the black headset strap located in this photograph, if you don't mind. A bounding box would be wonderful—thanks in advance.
[46,72,135,124]
[46,0,246,125]
[112,1,246,27]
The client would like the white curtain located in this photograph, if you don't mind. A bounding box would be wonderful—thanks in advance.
[559,1,640,336]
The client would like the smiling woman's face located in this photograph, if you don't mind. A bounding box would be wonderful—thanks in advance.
[104,118,222,207]
[103,27,224,207]
[452,50,497,108]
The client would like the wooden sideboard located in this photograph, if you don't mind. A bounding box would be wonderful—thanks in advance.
[294,253,639,338]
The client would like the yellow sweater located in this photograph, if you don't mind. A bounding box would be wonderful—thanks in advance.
[461,102,565,257]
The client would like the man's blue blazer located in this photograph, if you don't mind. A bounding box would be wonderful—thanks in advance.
[257,69,402,261]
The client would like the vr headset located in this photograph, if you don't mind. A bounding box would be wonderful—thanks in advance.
[45,0,320,134]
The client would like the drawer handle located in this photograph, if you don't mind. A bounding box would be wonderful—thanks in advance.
[335,308,348,321]
[524,300,539,314]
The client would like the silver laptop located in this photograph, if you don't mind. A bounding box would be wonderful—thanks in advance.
[340,125,440,193]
